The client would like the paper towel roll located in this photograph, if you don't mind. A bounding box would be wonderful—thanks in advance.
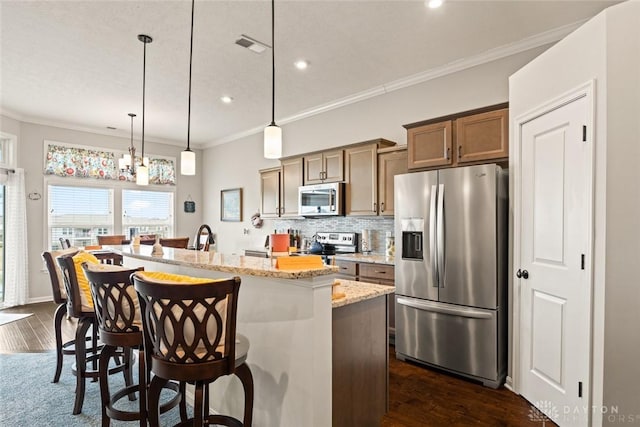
[361,229,370,253]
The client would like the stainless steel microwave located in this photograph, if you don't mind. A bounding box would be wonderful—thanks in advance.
[298,182,344,216]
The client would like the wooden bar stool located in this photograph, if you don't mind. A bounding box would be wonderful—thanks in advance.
[56,252,128,415]
[82,263,183,427]
[133,272,254,427]
[42,248,95,383]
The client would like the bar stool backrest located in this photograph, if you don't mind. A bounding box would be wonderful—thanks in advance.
[57,253,88,318]
[159,237,190,249]
[132,273,241,381]
[97,234,127,245]
[82,264,144,341]
[42,248,79,304]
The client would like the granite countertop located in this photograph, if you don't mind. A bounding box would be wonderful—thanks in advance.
[332,253,395,266]
[331,279,394,308]
[109,245,338,280]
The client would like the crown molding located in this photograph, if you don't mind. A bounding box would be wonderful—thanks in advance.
[0,108,193,149]
[202,18,586,149]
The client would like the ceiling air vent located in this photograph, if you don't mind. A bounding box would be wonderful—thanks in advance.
[235,34,269,54]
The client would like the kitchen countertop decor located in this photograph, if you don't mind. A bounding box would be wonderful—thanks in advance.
[331,279,395,308]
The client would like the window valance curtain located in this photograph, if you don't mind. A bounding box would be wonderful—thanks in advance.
[44,143,176,185]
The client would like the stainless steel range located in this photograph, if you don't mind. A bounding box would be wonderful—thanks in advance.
[315,232,358,256]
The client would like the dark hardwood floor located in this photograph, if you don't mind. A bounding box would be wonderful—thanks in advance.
[1,302,547,426]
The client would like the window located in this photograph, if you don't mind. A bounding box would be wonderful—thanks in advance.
[122,189,174,240]
[48,185,114,248]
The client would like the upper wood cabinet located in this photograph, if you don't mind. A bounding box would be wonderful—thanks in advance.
[345,139,397,216]
[378,148,408,217]
[405,104,509,171]
[280,157,303,217]
[407,120,453,170]
[455,108,508,164]
[260,167,281,218]
[304,149,344,184]
[260,158,303,218]
[346,144,378,216]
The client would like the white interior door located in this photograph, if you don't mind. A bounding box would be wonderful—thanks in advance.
[518,94,591,426]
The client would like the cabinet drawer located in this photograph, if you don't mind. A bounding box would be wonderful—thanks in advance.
[359,263,394,280]
[335,260,357,276]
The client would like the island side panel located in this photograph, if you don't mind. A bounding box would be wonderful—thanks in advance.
[332,294,389,426]
[123,255,334,427]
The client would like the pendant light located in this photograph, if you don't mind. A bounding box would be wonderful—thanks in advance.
[263,0,282,159]
[119,113,137,174]
[181,0,196,175]
[136,34,152,186]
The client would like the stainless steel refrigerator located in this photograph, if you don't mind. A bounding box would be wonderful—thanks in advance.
[394,164,507,388]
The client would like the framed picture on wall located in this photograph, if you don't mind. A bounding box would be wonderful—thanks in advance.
[221,188,242,222]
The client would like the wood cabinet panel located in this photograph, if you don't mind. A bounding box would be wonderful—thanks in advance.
[304,153,324,185]
[346,144,378,216]
[280,157,303,217]
[378,149,408,217]
[323,149,344,183]
[333,296,388,427]
[360,263,394,281]
[407,120,453,170]
[335,260,357,276]
[304,149,344,184]
[260,168,280,218]
[456,108,509,163]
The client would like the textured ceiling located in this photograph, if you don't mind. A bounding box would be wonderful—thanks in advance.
[0,1,615,148]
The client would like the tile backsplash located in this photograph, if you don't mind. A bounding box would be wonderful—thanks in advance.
[272,217,395,254]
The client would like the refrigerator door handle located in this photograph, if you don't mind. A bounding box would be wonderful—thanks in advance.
[437,183,445,288]
[429,185,438,287]
[397,297,493,319]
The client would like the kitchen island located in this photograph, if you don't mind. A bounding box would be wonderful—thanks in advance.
[110,245,393,427]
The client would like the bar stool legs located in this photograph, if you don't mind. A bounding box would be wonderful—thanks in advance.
[72,317,98,414]
[235,363,254,426]
[98,345,146,426]
[52,302,70,383]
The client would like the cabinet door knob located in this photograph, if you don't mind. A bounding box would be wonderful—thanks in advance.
[516,269,529,279]
[380,202,385,212]
[373,202,377,212]
[458,145,462,159]
[446,147,450,160]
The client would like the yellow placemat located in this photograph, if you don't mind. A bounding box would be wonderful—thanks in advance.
[275,255,324,270]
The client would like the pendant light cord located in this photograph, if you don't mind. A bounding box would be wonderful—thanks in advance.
[270,0,276,126]
[141,38,147,161]
[187,0,194,151]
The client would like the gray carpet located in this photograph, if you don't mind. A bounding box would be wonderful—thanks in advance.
[0,351,185,426]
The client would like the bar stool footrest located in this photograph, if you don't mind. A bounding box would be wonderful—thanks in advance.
[106,384,143,422]
[159,380,182,414]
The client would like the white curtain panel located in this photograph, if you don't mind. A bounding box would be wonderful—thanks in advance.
[4,168,28,307]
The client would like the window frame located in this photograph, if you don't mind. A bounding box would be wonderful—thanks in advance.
[44,175,176,250]
[122,188,175,241]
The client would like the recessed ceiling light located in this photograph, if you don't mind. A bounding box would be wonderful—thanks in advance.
[294,60,309,70]
[220,96,234,104]
[427,0,443,9]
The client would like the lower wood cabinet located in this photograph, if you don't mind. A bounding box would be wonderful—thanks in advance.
[333,295,388,427]
[335,260,395,337]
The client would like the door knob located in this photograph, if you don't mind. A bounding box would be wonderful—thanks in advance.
[516,269,529,279]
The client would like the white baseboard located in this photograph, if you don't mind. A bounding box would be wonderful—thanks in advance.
[28,296,53,304]
[504,376,517,394]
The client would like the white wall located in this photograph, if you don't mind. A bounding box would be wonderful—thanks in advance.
[509,1,640,424]
[601,2,640,423]
[0,116,204,302]
[203,46,549,256]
